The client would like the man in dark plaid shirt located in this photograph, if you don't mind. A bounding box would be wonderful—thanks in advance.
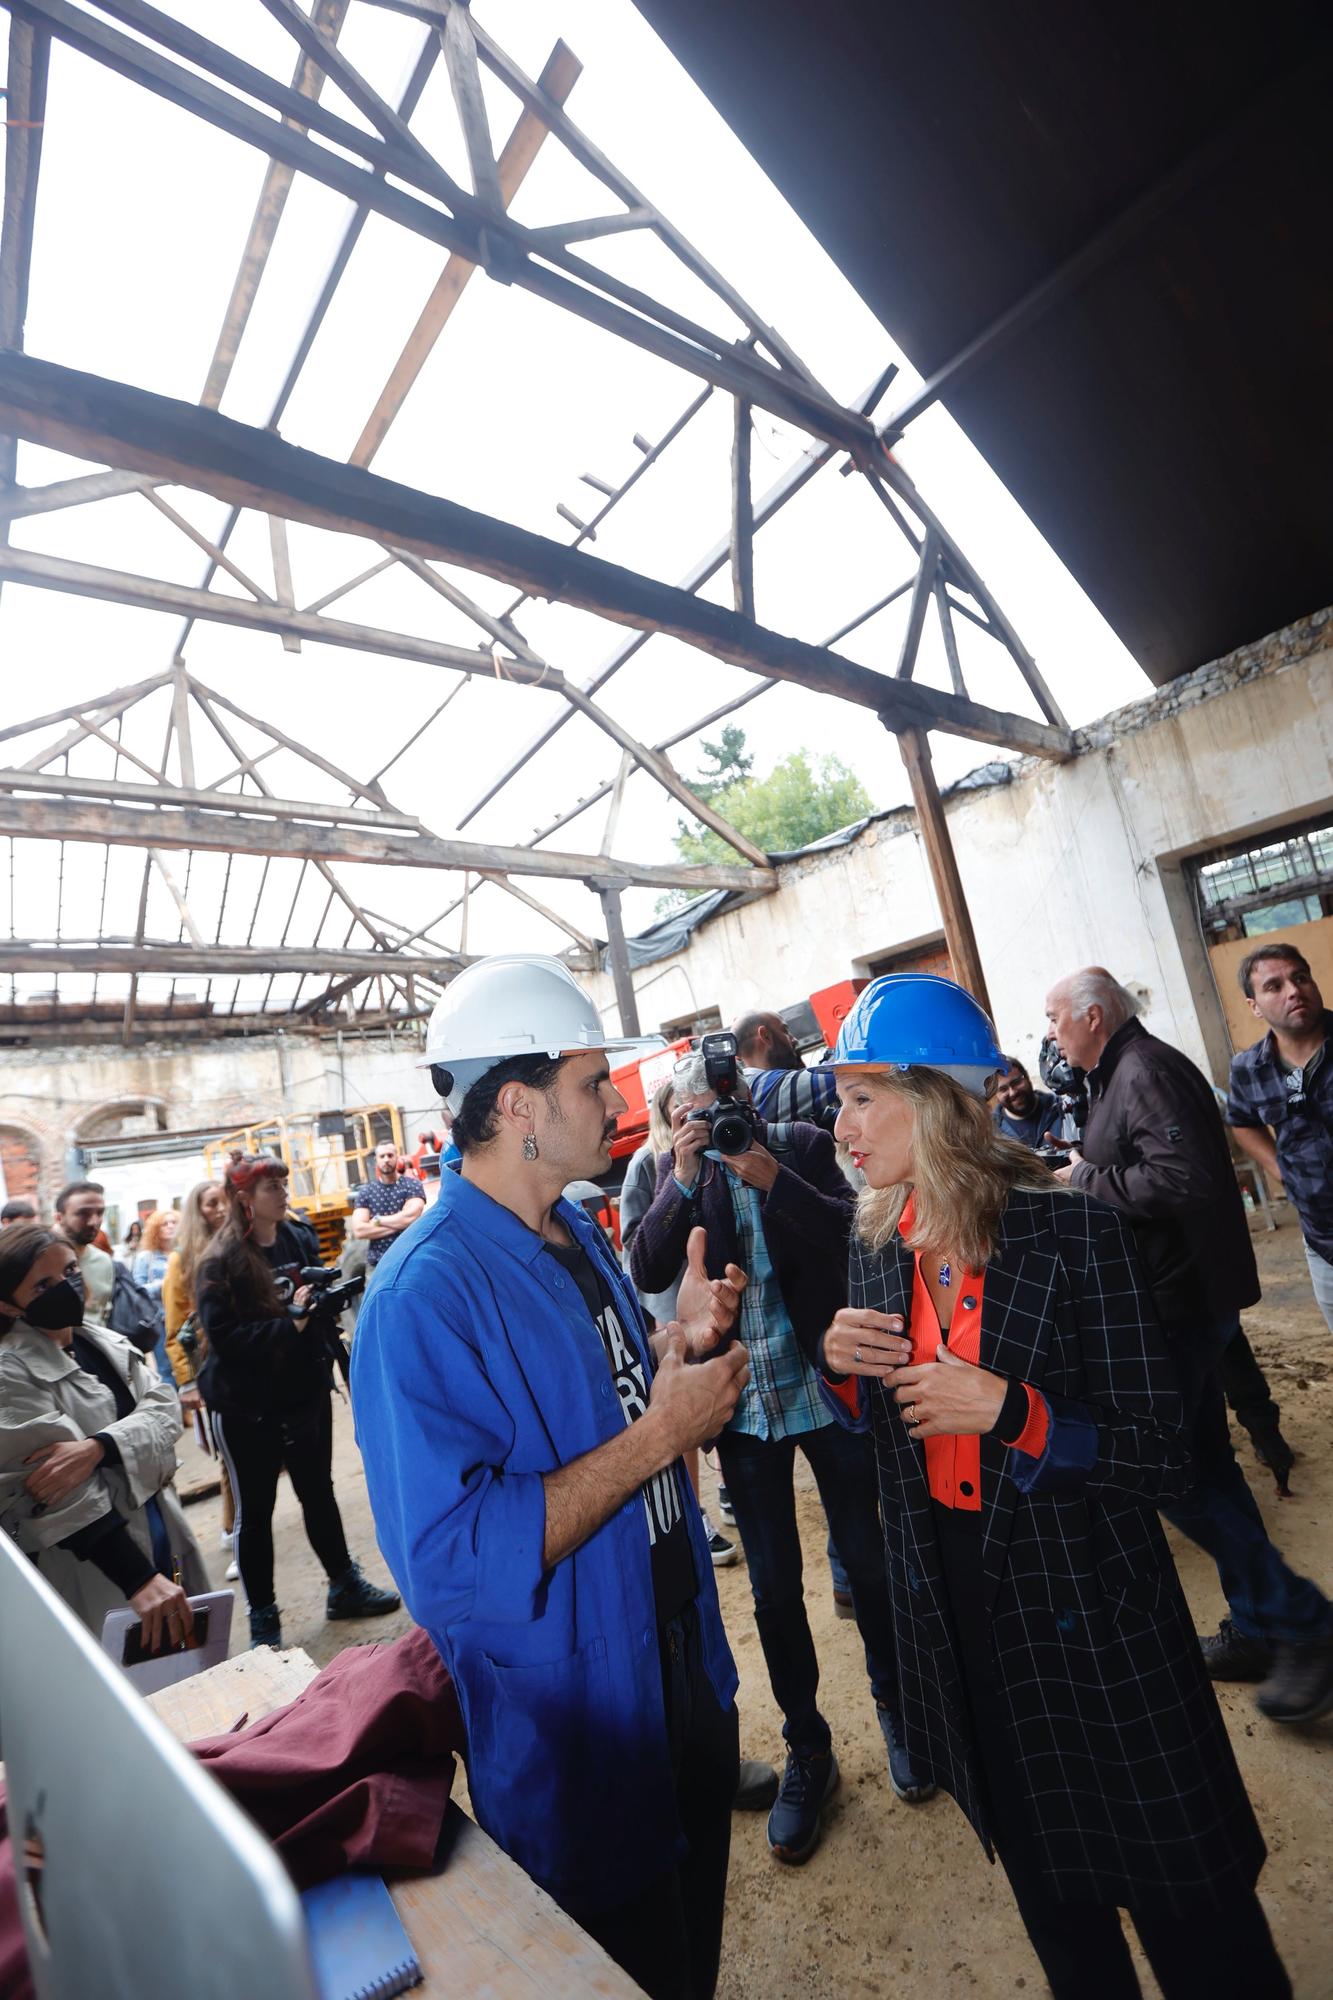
[1226,942,1333,1334]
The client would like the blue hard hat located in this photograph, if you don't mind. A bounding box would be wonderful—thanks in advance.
[833,974,1005,1098]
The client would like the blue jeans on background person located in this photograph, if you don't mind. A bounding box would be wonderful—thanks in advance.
[716,1418,898,1756]
[1161,1314,1332,1645]
[827,1530,850,1597]
[1305,1242,1333,1336]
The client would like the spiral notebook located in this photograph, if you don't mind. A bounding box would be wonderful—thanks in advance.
[300,1871,422,2000]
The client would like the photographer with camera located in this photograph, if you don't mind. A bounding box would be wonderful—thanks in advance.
[631,1036,933,1864]
[196,1153,399,1649]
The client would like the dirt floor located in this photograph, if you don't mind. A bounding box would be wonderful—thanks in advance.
[185,1208,1333,1998]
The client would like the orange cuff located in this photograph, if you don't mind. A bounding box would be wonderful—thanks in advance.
[1009,1383,1050,1458]
[822,1373,863,1419]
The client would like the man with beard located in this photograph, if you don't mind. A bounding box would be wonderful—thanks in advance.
[1227,943,1333,1333]
[53,1181,115,1325]
[990,1056,1064,1151]
[734,1009,838,1134]
[352,956,751,2000]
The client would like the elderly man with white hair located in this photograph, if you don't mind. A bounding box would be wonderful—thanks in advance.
[1045,966,1333,1726]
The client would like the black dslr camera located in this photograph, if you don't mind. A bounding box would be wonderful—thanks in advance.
[296,1263,365,1321]
[687,1031,758,1156]
[1036,1034,1089,1164]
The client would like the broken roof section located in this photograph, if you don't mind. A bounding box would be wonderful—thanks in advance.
[0,1,1127,1042]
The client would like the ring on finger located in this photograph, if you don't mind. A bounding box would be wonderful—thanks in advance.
[853,1345,863,1363]
[905,1402,917,1425]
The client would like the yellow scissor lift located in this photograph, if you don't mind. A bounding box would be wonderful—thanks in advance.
[203,1104,405,1264]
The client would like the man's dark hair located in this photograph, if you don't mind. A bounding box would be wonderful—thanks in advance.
[54,1179,103,1215]
[448,1054,567,1153]
[1,1197,37,1224]
[1238,942,1312,999]
[733,1012,769,1060]
[1001,1055,1028,1079]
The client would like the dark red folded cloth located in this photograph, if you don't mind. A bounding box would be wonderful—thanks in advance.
[191,1627,464,1888]
[0,1628,465,1995]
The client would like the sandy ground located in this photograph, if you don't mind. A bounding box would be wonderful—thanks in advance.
[185,1209,1333,1998]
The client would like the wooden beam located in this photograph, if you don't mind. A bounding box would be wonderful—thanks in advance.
[0,354,1076,763]
[0,14,49,600]
[0,943,458,977]
[0,1007,426,1044]
[142,486,276,603]
[186,679,397,812]
[267,513,301,652]
[524,209,652,251]
[440,1,503,212]
[0,671,173,748]
[200,0,350,410]
[0,768,421,830]
[897,726,992,1015]
[894,530,938,680]
[600,750,633,857]
[349,41,582,470]
[0,468,154,522]
[169,667,195,789]
[933,571,967,698]
[476,871,595,954]
[0,544,569,692]
[0,794,775,894]
[148,852,202,946]
[595,885,640,1037]
[731,397,754,620]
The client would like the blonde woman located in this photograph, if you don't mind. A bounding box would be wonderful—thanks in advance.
[820,975,1286,2000]
[163,1179,234,1573]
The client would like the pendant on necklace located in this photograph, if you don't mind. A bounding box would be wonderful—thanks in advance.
[938,1260,952,1288]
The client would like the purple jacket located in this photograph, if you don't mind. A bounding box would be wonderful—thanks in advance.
[628,1119,856,1362]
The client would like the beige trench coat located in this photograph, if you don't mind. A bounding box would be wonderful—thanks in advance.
[0,1317,209,1632]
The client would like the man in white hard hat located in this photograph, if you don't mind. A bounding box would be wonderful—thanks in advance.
[351,956,751,2000]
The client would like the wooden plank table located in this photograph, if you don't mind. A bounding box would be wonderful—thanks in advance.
[147,1648,642,1998]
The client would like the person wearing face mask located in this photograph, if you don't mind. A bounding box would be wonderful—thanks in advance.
[818,975,1287,2000]
[196,1152,400,1649]
[0,1223,205,1649]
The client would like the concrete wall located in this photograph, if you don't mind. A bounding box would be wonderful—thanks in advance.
[583,607,1333,1084]
[0,1022,434,1209]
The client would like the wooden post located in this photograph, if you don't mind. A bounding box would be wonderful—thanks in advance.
[731,397,754,619]
[896,726,992,1014]
[595,884,641,1037]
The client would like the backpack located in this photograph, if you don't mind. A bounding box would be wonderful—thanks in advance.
[106,1262,166,1356]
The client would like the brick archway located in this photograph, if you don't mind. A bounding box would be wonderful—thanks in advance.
[0,1121,44,1204]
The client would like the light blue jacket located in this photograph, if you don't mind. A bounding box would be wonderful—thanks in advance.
[350,1170,738,1908]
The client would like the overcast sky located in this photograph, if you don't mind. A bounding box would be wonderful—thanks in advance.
[0,0,1149,1015]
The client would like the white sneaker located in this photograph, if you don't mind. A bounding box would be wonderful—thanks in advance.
[225,1557,240,1582]
[220,1527,234,1552]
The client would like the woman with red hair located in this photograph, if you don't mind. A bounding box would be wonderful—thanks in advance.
[196,1153,399,1649]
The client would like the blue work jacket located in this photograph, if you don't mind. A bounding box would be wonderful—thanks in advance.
[350,1169,738,1909]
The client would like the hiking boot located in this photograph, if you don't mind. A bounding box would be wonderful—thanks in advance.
[325,1562,401,1622]
[767,1748,839,1864]
[877,1704,936,1804]
[249,1603,282,1650]
[1200,1618,1273,1682]
[1255,1640,1333,1724]
[733,1759,779,1811]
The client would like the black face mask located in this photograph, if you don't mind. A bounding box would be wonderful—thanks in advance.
[22,1276,85,1331]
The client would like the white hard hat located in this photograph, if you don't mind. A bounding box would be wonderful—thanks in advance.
[421,953,661,1114]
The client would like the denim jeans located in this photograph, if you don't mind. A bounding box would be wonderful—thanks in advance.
[1160,1314,1332,1645]
[716,1419,897,1756]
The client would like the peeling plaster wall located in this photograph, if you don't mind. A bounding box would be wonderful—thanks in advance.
[584,612,1333,1084]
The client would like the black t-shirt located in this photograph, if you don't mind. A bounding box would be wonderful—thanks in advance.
[545,1237,697,1627]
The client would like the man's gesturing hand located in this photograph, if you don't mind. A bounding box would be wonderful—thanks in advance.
[650,1334,749,1457]
[671,1225,746,1359]
[821,1307,911,1379]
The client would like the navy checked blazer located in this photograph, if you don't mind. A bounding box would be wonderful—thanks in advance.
[834,1185,1265,1911]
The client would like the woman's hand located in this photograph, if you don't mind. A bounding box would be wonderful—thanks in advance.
[892,1343,1007,1439]
[670,1226,746,1359]
[180,1384,204,1416]
[129,1574,195,1654]
[24,1437,104,1506]
[821,1308,912,1379]
[670,1103,710,1189]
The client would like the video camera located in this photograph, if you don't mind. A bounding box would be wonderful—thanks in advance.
[687,1031,758,1156]
[1036,1033,1089,1163]
[296,1263,365,1322]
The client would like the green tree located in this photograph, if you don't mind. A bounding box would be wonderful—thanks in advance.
[669,736,874,891]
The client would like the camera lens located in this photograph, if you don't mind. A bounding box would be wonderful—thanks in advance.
[710,1106,754,1155]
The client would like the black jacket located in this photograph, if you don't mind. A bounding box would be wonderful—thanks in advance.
[840,1186,1263,1910]
[196,1217,330,1417]
[1072,1017,1259,1326]
[628,1118,854,1353]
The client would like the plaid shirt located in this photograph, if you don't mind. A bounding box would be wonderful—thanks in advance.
[744,1063,839,1134]
[725,1175,829,1441]
[1227,1011,1333,1259]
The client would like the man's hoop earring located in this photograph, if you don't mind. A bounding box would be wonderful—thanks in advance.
[521,1132,539,1162]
